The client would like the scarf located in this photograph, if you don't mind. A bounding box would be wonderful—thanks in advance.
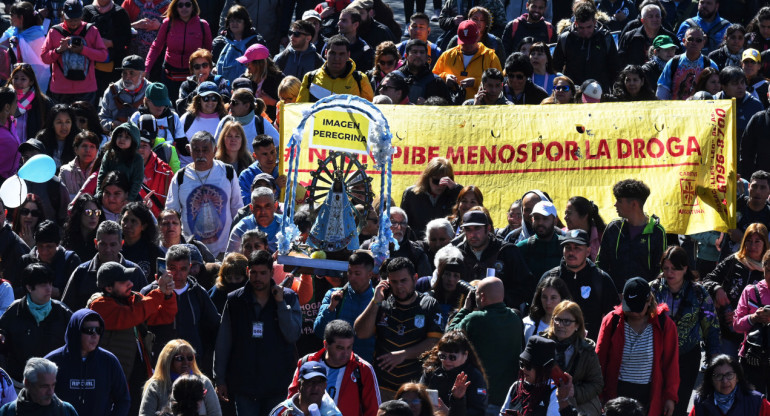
[16,90,34,115]
[233,111,255,126]
[714,388,737,413]
[26,294,51,324]
[554,335,575,369]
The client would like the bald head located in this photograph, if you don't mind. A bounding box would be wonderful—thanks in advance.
[477,277,504,307]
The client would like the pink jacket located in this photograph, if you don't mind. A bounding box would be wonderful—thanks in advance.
[734,279,770,356]
[40,22,108,94]
[145,16,212,71]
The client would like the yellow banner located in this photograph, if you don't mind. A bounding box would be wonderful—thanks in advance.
[309,110,370,155]
[281,100,737,234]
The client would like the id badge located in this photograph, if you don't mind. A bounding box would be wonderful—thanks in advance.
[252,322,264,338]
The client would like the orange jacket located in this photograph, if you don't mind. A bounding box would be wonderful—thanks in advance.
[432,43,502,100]
[90,289,177,330]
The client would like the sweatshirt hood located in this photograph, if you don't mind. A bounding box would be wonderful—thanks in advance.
[112,121,141,147]
[64,309,105,357]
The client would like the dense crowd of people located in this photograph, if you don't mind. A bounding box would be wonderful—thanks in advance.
[0,0,766,415]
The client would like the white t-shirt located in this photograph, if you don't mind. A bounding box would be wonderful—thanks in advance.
[214,115,280,154]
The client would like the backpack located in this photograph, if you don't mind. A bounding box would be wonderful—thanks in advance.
[52,23,94,81]
[510,17,554,43]
[175,164,235,185]
[683,18,730,54]
[302,68,364,102]
[667,54,713,93]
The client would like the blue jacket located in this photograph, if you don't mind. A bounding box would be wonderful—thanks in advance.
[238,162,280,206]
[313,283,375,362]
[44,309,130,416]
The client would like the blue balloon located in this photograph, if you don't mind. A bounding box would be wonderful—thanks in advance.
[17,154,56,183]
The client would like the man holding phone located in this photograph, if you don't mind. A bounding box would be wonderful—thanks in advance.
[355,257,443,401]
[463,68,511,105]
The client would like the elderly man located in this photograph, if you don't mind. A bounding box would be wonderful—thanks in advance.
[0,358,77,416]
[166,131,243,258]
[361,207,431,277]
[98,55,149,132]
[227,187,281,254]
[618,4,681,67]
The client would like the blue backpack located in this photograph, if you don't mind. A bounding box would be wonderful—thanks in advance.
[216,34,259,82]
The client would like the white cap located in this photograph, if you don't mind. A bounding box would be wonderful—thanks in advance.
[302,10,322,22]
[532,201,557,218]
[581,81,602,103]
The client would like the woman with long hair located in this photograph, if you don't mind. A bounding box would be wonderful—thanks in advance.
[650,246,720,416]
[176,49,231,114]
[612,65,657,101]
[733,250,770,396]
[119,202,163,280]
[542,301,603,416]
[35,104,80,170]
[212,5,264,83]
[70,100,108,145]
[214,120,253,174]
[694,67,721,96]
[59,130,102,200]
[563,196,605,261]
[12,193,45,248]
[691,354,770,415]
[238,43,285,120]
[8,63,53,142]
[708,24,746,70]
[420,330,488,416]
[400,157,462,238]
[208,252,247,313]
[705,223,770,357]
[367,41,400,93]
[159,375,208,416]
[2,2,50,93]
[395,383,434,416]
[529,42,561,95]
[746,7,770,74]
[139,339,220,416]
[180,81,227,138]
[0,87,20,181]
[447,186,484,232]
[145,0,212,99]
[596,277,679,416]
[551,76,576,104]
[62,194,104,261]
[524,276,571,343]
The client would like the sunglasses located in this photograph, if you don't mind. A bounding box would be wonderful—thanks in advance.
[81,326,103,336]
[430,177,441,185]
[84,209,102,217]
[686,37,704,43]
[192,62,210,70]
[508,73,526,80]
[173,354,195,362]
[519,360,533,371]
[438,352,461,361]
[19,208,41,216]
[177,1,193,8]
[288,30,309,37]
[379,59,396,66]
[12,62,31,70]
[554,85,570,92]
[201,95,219,102]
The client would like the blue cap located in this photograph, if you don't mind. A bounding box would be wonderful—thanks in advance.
[196,81,220,97]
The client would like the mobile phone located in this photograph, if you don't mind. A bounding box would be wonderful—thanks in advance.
[70,37,82,46]
[426,389,439,406]
[550,364,569,385]
[156,257,166,278]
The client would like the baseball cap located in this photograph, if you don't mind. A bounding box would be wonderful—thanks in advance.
[232,77,254,92]
[461,211,489,227]
[348,0,373,10]
[182,244,204,265]
[581,81,602,103]
[145,82,171,107]
[622,277,651,313]
[531,201,557,218]
[457,20,480,45]
[652,35,676,50]
[444,257,464,273]
[743,48,761,63]
[96,262,135,289]
[689,91,714,100]
[236,44,269,64]
[117,55,145,71]
[252,173,277,189]
[18,139,47,155]
[299,362,327,380]
[196,81,220,97]
[302,10,322,22]
[560,229,589,246]
[62,0,83,19]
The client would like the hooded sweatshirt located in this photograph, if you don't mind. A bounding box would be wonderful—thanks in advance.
[44,309,130,416]
[274,44,325,80]
[95,121,144,201]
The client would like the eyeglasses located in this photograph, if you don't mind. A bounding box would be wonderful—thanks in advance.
[686,37,704,43]
[288,30,310,37]
[391,221,407,228]
[379,59,396,67]
[173,354,195,362]
[519,360,533,371]
[712,371,736,382]
[508,73,526,80]
[553,317,576,326]
[20,208,41,216]
[438,352,462,361]
[81,326,103,336]
[192,62,210,70]
[177,1,193,8]
[201,95,219,102]
[554,85,571,92]
[84,209,102,217]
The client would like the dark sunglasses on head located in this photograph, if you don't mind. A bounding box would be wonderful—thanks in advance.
[554,85,570,92]
[173,354,195,362]
[20,208,41,216]
[84,209,102,217]
[201,95,219,102]
[192,62,210,70]
[81,326,103,336]
[177,1,192,8]
[288,30,309,37]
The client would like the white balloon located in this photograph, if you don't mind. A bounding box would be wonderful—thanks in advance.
[0,176,27,208]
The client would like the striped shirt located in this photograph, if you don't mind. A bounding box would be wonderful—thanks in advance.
[619,321,654,384]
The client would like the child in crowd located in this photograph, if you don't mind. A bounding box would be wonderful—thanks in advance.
[95,121,143,201]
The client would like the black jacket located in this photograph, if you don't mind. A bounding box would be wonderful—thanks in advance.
[393,66,451,104]
[0,224,29,288]
[503,81,549,104]
[82,3,132,70]
[618,25,680,67]
[739,107,770,178]
[503,14,553,60]
[361,236,432,277]
[420,362,488,416]
[595,215,666,290]
[0,298,71,381]
[19,246,81,296]
[400,184,462,238]
[552,22,621,90]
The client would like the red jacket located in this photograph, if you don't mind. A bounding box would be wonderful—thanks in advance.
[596,304,679,416]
[287,348,380,416]
[140,151,173,217]
[145,16,213,71]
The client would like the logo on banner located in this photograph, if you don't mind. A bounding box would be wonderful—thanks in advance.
[680,178,698,206]
[310,110,370,155]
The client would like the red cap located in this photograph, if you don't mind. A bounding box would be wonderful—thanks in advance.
[457,20,480,45]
